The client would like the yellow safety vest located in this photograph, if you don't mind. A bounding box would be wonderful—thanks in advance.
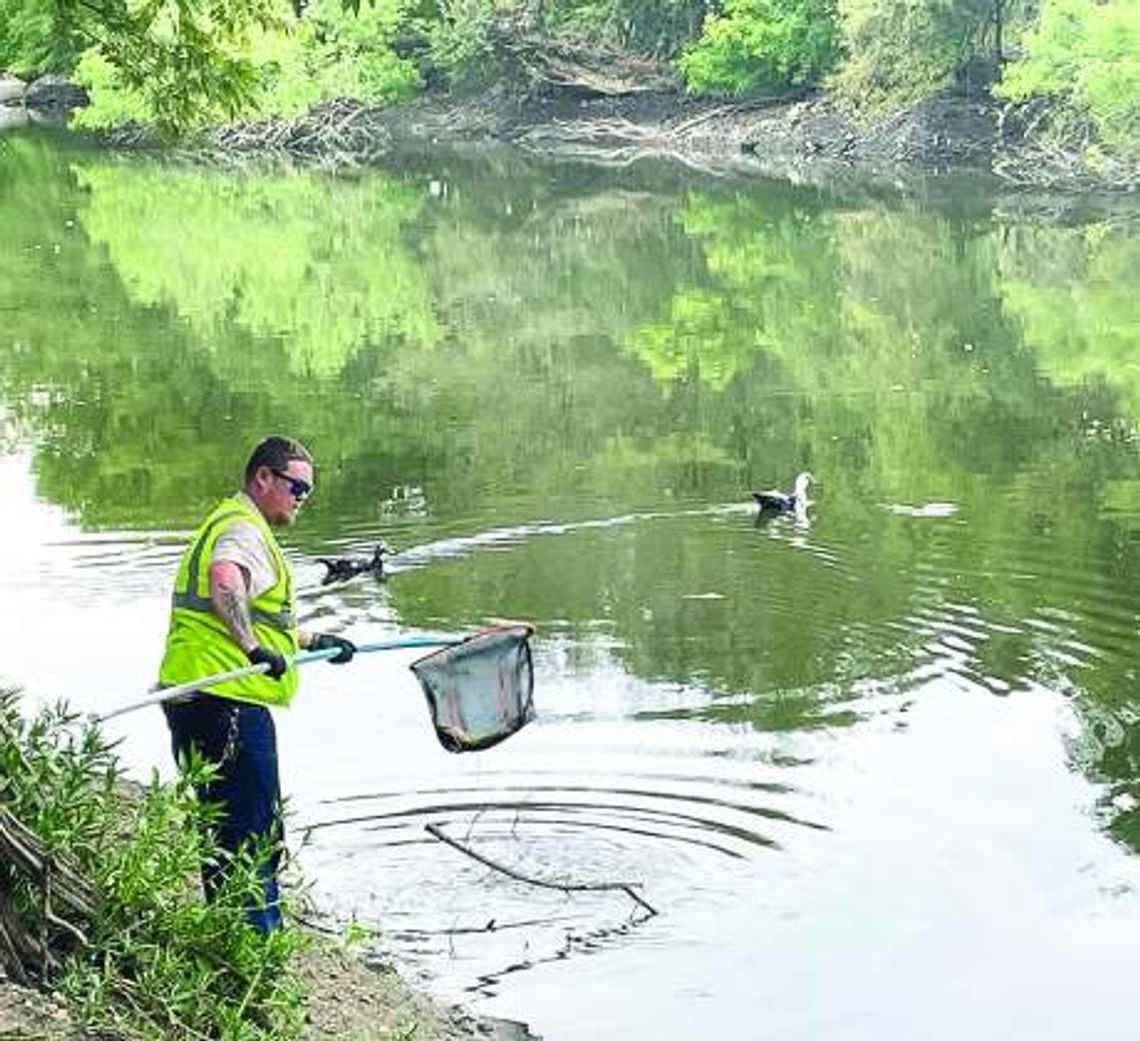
[159,495,299,707]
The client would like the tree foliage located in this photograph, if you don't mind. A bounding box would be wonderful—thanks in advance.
[551,0,708,55]
[679,0,839,94]
[1000,0,1140,156]
[425,0,502,87]
[830,0,1005,107]
[271,0,420,113]
[0,0,421,136]
[75,0,282,136]
[0,0,86,75]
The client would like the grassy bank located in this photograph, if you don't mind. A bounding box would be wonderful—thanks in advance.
[0,689,475,1041]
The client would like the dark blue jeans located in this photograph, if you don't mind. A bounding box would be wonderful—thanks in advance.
[162,693,283,935]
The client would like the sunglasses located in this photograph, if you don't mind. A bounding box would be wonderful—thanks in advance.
[272,469,313,501]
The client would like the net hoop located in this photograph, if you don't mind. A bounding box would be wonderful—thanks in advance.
[410,623,535,753]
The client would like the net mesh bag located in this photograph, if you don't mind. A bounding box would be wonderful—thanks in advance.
[410,624,535,752]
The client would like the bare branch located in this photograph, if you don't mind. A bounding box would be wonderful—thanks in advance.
[425,822,658,917]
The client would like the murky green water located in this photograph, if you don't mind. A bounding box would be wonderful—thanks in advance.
[3,127,1140,1040]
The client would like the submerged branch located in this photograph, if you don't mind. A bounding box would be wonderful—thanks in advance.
[425,822,658,916]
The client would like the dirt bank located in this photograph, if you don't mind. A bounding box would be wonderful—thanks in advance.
[143,83,1136,192]
[296,941,491,1040]
[380,86,1000,172]
[0,936,491,1041]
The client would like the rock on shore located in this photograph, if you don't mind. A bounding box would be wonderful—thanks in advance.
[0,70,89,122]
[0,72,26,106]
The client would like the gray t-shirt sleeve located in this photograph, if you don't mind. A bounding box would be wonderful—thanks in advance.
[212,521,277,599]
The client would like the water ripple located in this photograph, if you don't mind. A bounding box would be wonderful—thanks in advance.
[302,776,825,861]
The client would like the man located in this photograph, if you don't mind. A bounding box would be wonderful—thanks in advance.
[158,435,356,934]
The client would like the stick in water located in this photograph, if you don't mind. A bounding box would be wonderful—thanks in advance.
[424,822,658,917]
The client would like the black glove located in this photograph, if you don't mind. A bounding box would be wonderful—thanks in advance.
[309,632,357,665]
[247,645,288,680]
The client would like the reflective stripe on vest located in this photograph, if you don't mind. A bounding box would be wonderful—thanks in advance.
[158,496,299,708]
[171,499,294,627]
[173,527,296,630]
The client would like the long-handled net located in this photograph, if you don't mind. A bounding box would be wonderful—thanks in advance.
[410,623,535,753]
[97,625,537,752]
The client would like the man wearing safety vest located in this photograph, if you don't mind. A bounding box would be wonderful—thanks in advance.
[158,435,356,934]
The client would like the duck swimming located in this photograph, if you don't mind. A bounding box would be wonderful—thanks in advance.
[752,472,813,513]
[317,544,387,585]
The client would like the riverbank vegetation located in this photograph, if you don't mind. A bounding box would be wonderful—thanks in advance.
[0,686,472,1040]
[0,688,312,1038]
[0,0,1137,167]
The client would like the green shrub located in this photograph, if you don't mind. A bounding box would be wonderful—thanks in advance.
[0,688,307,1041]
[265,0,422,114]
[427,0,503,88]
[1000,0,1140,156]
[71,50,152,130]
[552,0,707,56]
[679,0,839,95]
[831,0,999,110]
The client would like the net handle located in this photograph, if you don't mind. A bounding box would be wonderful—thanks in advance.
[96,634,464,723]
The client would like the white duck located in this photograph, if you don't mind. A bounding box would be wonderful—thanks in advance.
[752,472,813,513]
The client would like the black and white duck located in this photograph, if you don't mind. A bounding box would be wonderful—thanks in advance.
[317,544,387,584]
[752,472,813,513]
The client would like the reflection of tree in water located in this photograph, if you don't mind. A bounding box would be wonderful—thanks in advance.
[0,134,265,525]
[5,134,1140,849]
[75,162,440,379]
[1001,222,1140,414]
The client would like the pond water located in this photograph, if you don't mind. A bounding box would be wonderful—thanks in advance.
[2,127,1140,1040]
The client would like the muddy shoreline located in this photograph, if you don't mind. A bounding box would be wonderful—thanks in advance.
[159,85,1138,193]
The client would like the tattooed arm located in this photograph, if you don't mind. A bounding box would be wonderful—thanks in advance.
[209,560,258,654]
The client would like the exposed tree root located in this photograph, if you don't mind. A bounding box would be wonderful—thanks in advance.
[0,808,96,982]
